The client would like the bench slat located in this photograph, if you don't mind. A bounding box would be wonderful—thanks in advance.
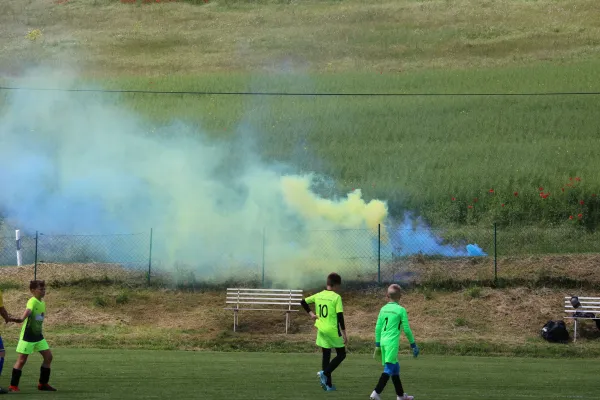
[565,310,600,314]
[227,292,303,299]
[227,297,302,302]
[224,307,300,312]
[564,297,600,300]
[228,288,303,292]
[226,301,301,306]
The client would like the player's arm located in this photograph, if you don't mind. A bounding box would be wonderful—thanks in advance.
[11,308,30,324]
[400,308,419,357]
[335,298,348,344]
[374,311,384,346]
[301,295,317,320]
[0,306,9,323]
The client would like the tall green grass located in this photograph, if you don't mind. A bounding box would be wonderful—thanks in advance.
[2,60,600,228]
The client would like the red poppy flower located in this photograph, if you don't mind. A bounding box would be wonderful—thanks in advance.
[514,192,518,196]
[468,205,473,209]
[489,189,494,193]
[575,177,581,182]
[501,204,505,207]
[451,197,456,201]
[569,177,573,181]
[539,187,544,191]
[578,213,583,219]
[561,188,565,192]
[569,215,574,220]
[580,200,585,205]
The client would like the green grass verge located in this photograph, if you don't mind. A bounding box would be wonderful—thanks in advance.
[4,348,600,399]
[3,61,598,231]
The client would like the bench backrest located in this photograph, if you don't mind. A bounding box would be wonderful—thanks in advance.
[564,296,600,316]
[226,288,303,310]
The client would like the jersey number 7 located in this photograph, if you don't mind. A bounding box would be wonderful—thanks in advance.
[383,317,401,331]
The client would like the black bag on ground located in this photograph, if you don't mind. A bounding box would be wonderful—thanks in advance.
[541,320,569,343]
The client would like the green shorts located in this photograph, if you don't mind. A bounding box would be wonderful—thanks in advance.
[316,330,344,349]
[380,343,399,365]
[16,339,50,355]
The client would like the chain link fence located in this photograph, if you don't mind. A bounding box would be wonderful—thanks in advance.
[0,223,598,287]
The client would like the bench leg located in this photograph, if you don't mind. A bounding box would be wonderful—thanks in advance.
[234,310,238,332]
[573,319,577,342]
[285,312,289,334]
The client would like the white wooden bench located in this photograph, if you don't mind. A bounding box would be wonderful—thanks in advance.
[224,288,303,334]
[564,296,600,342]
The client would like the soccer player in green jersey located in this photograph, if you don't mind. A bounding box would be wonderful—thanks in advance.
[301,272,348,392]
[9,280,56,392]
[370,284,419,400]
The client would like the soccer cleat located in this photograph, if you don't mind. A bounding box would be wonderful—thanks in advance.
[8,386,19,392]
[317,371,328,390]
[38,383,57,391]
[398,394,414,400]
[325,385,336,391]
[370,390,382,400]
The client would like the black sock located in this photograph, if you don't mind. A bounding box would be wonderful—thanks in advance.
[321,348,331,372]
[39,366,50,385]
[392,375,405,396]
[323,347,346,387]
[10,368,22,387]
[374,373,390,394]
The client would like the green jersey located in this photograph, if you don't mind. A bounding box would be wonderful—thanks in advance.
[305,289,344,336]
[20,297,45,343]
[375,302,414,345]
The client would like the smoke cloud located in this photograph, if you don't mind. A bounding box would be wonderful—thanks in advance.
[0,69,389,287]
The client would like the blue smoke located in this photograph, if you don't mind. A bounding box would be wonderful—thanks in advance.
[385,214,488,257]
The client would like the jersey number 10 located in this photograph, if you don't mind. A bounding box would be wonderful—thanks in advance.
[318,304,329,318]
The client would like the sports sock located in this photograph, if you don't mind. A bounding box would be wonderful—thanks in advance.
[10,368,22,387]
[39,366,51,385]
[324,347,346,387]
[321,348,331,372]
[392,375,405,396]
[0,357,4,376]
[374,373,390,394]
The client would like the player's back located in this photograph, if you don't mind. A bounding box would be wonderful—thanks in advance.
[377,302,407,344]
[308,289,343,335]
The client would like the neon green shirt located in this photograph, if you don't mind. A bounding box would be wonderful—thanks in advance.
[305,290,343,336]
[20,297,45,343]
[375,302,414,345]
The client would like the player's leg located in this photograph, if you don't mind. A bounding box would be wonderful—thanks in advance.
[323,346,346,389]
[317,347,331,390]
[37,340,56,391]
[0,336,7,394]
[391,363,413,400]
[10,342,31,393]
[321,348,331,372]
[371,344,395,399]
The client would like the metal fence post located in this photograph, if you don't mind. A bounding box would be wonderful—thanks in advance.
[147,228,153,285]
[378,224,381,284]
[34,231,39,280]
[262,227,266,288]
[494,222,497,283]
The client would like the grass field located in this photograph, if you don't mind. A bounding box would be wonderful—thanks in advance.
[2,0,600,228]
[3,348,600,399]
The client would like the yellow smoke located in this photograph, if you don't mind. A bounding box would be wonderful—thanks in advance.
[280,175,388,236]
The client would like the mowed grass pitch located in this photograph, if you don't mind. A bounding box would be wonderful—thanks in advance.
[4,348,599,399]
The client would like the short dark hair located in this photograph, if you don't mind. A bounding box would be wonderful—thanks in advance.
[327,273,341,287]
[29,280,45,290]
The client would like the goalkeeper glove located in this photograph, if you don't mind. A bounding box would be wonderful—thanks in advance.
[410,342,419,358]
[373,342,381,358]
